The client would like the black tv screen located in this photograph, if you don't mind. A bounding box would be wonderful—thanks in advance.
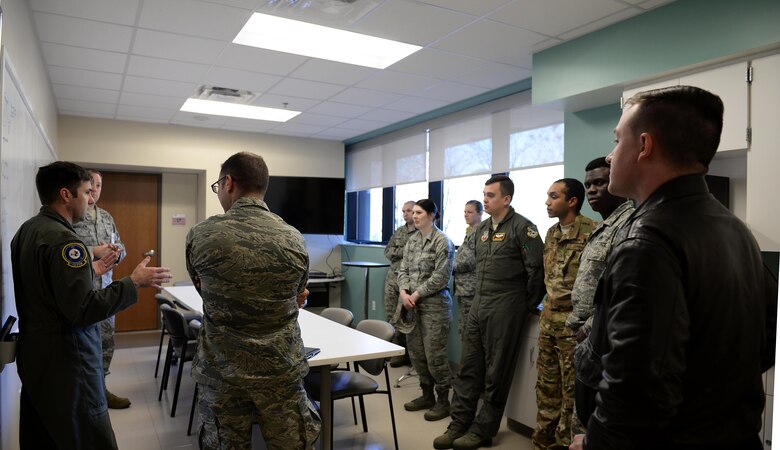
[263,176,345,235]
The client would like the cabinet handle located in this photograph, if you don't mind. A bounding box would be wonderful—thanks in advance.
[529,346,535,365]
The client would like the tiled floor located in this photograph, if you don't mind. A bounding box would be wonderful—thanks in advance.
[109,332,534,450]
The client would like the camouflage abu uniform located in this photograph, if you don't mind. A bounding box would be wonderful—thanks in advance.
[185,197,320,450]
[73,205,126,376]
[452,226,477,341]
[533,214,595,450]
[384,223,417,321]
[568,201,633,436]
[397,226,455,400]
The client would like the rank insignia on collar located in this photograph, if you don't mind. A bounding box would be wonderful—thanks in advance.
[492,232,506,241]
[62,242,89,268]
[527,227,539,239]
[481,231,489,242]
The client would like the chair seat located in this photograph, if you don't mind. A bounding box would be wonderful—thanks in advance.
[305,371,378,401]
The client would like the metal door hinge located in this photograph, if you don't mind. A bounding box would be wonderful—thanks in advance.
[746,127,752,144]
[746,66,753,83]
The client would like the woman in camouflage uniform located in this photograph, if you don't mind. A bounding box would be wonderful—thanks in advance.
[398,199,455,422]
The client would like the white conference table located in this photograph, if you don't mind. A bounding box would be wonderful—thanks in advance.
[162,285,404,450]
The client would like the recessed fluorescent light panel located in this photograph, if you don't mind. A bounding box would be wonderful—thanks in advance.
[233,13,422,69]
[180,98,300,122]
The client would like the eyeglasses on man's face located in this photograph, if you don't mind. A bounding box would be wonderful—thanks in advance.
[211,176,226,194]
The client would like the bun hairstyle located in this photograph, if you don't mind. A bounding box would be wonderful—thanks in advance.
[415,198,440,221]
[466,200,483,214]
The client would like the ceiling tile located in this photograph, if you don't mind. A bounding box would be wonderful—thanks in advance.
[138,0,252,40]
[33,12,134,53]
[60,110,116,120]
[123,76,199,97]
[115,114,170,124]
[287,113,348,128]
[216,45,307,76]
[417,81,488,102]
[558,7,642,41]
[337,118,390,132]
[307,102,373,119]
[388,49,480,81]
[356,71,439,96]
[413,0,514,16]
[220,120,277,134]
[201,0,263,9]
[266,79,347,101]
[359,108,416,123]
[350,0,473,45]
[48,66,123,90]
[451,62,531,89]
[132,29,227,65]
[253,0,384,28]
[637,0,676,10]
[268,122,329,136]
[41,43,128,73]
[120,91,186,109]
[29,0,141,26]
[328,88,404,108]
[250,94,321,111]
[57,99,117,116]
[383,96,449,113]
[489,0,628,37]
[433,19,544,66]
[201,66,282,93]
[311,128,356,141]
[533,37,565,53]
[53,84,120,104]
[126,55,210,82]
[288,59,378,86]
[116,104,177,120]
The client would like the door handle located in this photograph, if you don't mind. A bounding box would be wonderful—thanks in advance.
[144,250,156,257]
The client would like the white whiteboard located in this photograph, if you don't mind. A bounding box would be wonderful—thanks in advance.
[0,49,56,450]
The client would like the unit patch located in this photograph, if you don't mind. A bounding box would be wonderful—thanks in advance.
[62,242,89,268]
[527,227,539,239]
[492,232,506,242]
[481,231,489,242]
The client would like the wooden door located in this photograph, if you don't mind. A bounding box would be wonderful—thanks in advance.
[97,171,161,331]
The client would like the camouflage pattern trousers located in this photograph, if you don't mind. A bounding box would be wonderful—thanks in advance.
[198,381,321,450]
[384,271,407,348]
[533,310,576,450]
[455,295,473,343]
[406,296,452,396]
[100,316,115,377]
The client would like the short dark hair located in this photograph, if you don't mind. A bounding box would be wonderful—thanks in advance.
[585,157,610,172]
[465,200,483,214]
[415,198,440,221]
[36,161,91,205]
[625,85,723,168]
[555,178,585,213]
[220,152,269,194]
[485,175,514,200]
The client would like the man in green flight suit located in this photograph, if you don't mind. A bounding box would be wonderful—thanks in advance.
[11,161,171,449]
[186,152,321,449]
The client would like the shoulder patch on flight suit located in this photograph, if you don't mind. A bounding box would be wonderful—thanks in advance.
[481,231,489,242]
[62,242,89,268]
[527,226,539,239]
[492,232,506,241]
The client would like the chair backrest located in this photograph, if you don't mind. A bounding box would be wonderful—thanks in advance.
[355,319,395,376]
[320,308,353,328]
[155,293,176,308]
[160,304,192,346]
[189,319,202,337]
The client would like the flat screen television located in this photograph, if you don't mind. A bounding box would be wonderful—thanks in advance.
[263,176,345,235]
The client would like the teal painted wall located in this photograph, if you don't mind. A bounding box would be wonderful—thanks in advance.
[564,103,622,220]
[533,0,780,104]
[340,244,464,363]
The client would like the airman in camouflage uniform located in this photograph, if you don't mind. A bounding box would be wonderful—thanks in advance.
[567,158,633,437]
[533,179,595,450]
[452,199,483,344]
[384,201,416,366]
[72,169,130,409]
[398,199,454,421]
[186,152,320,450]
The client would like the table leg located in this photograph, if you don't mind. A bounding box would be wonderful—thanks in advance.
[363,268,370,321]
[319,366,332,450]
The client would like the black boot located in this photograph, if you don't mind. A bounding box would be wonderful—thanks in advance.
[404,384,435,411]
[424,391,450,421]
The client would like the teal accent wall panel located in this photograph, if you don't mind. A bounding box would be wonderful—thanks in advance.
[564,103,622,220]
[533,0,780,104]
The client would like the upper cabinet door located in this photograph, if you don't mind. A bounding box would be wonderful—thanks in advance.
[680,61,749,152]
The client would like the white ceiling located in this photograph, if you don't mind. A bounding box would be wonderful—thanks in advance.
[29,0,674,142]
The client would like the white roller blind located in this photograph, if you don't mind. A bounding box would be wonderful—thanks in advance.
[507,104,564,170]
[346,145,382,191]
[429,115,492,181]
[382,133,426,186]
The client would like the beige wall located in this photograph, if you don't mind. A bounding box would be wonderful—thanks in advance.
[1,0,58,149]
[161,172,200,284]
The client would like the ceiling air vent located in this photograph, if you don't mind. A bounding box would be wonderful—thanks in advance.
[194,86,260,105]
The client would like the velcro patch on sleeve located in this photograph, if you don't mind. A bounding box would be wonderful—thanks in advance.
[62,242,89,268]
